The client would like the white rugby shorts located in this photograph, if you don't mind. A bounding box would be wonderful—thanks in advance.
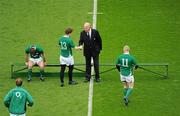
[120,74,134,83]
[10,113,26,116]
[60,56,74,66]
[29,57,43,65]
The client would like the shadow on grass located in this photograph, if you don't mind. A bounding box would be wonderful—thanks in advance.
[12,72,85,79]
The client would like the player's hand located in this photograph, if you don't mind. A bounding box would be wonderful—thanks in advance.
[27,103,32,107]
[44,61,47,66]
[116,64,120,72]
[75,46,83,50]
[135,65,139,69]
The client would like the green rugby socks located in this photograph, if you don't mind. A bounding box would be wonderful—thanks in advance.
[124,88,128,96]
[28,69,32,79]
[125,88,133,98]
[40,69,44,77]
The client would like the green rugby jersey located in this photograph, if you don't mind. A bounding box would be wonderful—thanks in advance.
[3,86,33,114]
[59,36,75,57]
[25,45,43,58]
[116,53,137,76]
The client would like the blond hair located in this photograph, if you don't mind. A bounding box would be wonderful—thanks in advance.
[123,45,130,52]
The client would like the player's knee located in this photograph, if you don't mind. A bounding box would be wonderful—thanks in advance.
[40,65,45,69]
[60,65,66,72]
[69,65,74,71]
[129,83,134,89]
[39,62,45,68]
[129,86,134,89]
[123,84,128,88]
[28,64,33,68]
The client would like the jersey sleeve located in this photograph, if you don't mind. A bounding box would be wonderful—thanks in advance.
[25,47,30,54]
[3,90,13,107]
[59,38,61,46]
[132,56,137,66]
[116,56,120,65]
[69,39,75,48]
[26,91,34,107]
[37,46,44,54]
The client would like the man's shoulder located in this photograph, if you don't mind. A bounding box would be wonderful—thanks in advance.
[81,30,86,34]
[92,29,98,33]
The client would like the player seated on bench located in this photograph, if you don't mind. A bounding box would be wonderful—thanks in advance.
[25,44,46,82]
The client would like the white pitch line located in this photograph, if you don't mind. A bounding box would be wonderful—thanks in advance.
[88,12,103,15]
[88,0,98,116]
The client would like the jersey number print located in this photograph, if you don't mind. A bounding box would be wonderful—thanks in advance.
[60,42,67,50]
[16,92,22,99]
[122,58,128,67]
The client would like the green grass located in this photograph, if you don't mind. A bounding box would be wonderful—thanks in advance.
[1,0,180,116]
[0,0,92,115]
[93,0,180,116]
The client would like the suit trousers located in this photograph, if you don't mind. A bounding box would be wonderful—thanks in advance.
[85,53,100,80]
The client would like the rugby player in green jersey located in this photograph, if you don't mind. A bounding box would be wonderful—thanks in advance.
[4,78,33,116]
[25,44,46,82]
[116,45,138,106]
[59,27,81,87]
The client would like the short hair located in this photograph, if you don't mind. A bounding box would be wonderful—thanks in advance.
[16,78,23,87]
[84,22,91,27]
[123,45,130,51]
[65,28,73,34]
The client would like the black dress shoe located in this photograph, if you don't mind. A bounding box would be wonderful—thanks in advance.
[27,78,32,83]
[60,83,64,87]
[84,79,90,83]
[95,78,100,83]
[40,77,45,82]
[68,81,78,85]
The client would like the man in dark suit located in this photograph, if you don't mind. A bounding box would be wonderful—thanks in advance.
[79,22,102,82]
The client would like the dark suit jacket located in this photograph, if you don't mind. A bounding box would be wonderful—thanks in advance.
[79,29,102,56]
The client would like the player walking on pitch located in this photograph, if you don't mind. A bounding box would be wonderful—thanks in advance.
[59,27,80,87]
[3,78,34,116]
[25,44,46,82]
[116,45,138,106]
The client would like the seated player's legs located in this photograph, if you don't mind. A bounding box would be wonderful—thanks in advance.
[27,58,36,82]
[36,58,45,81]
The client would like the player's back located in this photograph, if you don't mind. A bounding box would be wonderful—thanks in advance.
[59,36,75,57]
[117,54,137,76]
[8,87,29,114]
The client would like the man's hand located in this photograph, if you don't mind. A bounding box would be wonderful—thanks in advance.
[75,46,83,50]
